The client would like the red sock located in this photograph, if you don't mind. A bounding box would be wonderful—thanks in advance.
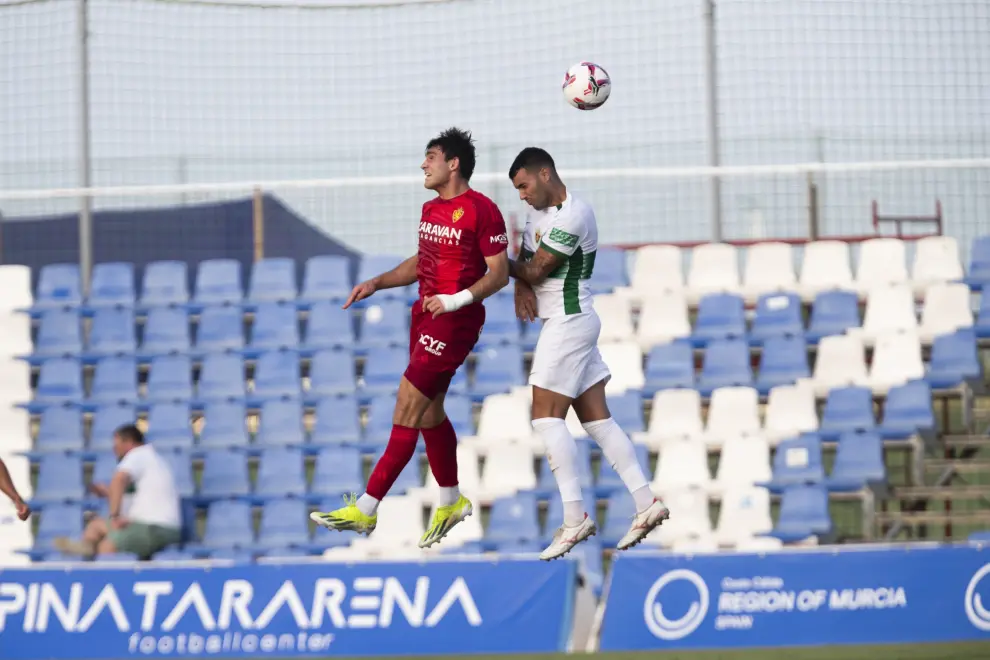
[365,425,419,500]
[422,416,459,487]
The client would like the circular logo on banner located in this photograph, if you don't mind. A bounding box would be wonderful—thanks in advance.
[965,563,990,630]
[643,569,710,640]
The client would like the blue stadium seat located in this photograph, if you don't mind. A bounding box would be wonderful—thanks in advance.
[35,405,84,454]
[308,350,356,399]
[357,255,407,301]
[28,357,84,411]
[255,447,307,498]
[770,484,832,543]
[193,259,243,307]
[89,356,138,406]
[311,394,362,446]
[597,444,649,497]
[486,493,541,546]
[256,497,310,548]
[819,386,874,442]
[521,319,543,352]
[588,246,629,295]
[545,493,597,541]
[140,261,189,308]
[476,294,520,348]
[145,403,194,451]
[32,264,82,313]
[252,350,302,401]
[608,390,646,435]
[209,548,257,562]
[146,355,194,403]
[756,335,809,395]
[358,300,409,350]
[199,449,250,498]
[363,395,396,449]
[697,338,752,396]
[807,290,859,343]
[33,454,85,502]
[827,430,887,492]
[153,547,197,561]
[447,364,469,397]
[643,340,694,397]
[248,258,297,304]
[162,450,195,497]
[440,541,486,555]
[374,450,421,493]
[977,293,990,340]
[199,401,249,449]
[537,440,593,498]
[301,255,351,303]
[94,552,141,563]
[311,446,364,498]
[765,432,825,493]
[879,380,935,441]
[691,293,746,346]
[33,309,83,362]
[201,500,253,548]
[360,345,405,400]
[303,301,356,353]
[34,503,84,549]
[750,292,804,343]
[195,306,244,354]
[571,540,606,596]
[255,399,306,448]
[444,393,474,437]
[246,302,299,357]
[87,308,137,359]
[471,344,525,399]
[965,236,990,291]
[88,262,135,310]
[197,353,246,402]
[602,492,637,546]
[88,403,136,453]
[91,452,118,487]
[140,307,191,357]
[494,540,545,554]
[927,328,983,390]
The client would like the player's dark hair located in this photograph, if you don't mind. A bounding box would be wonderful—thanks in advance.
[426,127,477,182]
[508,147,556,180]
[114,424,144,445]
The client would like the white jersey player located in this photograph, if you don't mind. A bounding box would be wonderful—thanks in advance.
[507,147,669,560]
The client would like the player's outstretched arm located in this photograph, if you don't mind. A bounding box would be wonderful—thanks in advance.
[343,254,419,309]
[508,246,563,286]
[422,252,510,319]
[0,457,30,521]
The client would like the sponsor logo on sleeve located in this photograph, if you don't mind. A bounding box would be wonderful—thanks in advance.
[547,227,578,248]
[490,233,508,245]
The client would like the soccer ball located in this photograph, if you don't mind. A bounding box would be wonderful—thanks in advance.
[562,62,611,110]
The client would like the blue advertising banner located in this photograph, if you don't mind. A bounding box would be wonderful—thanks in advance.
[0,557,575,659]
[600,544,990,650]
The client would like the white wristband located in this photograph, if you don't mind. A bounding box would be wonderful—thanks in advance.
[437,289,474,313]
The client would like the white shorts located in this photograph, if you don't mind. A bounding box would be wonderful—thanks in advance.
[529,311,612,398]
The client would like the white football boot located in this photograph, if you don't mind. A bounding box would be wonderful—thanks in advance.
[540,513,597,561]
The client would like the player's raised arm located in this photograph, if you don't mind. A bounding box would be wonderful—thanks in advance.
[0,456,30,521]
[343,254,419,309]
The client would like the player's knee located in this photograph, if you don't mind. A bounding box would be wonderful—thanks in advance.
[573,380,610,424]
[531,386,571,420]
[420,400,447,429]
[393,376,433,427]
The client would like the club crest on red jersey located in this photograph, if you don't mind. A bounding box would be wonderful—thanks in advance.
[452,207,464,223]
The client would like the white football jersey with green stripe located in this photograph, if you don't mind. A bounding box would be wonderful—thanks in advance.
[520,193,598,318]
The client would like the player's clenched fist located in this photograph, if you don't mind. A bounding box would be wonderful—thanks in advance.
[514,281,538,322]
[342,280,377,309]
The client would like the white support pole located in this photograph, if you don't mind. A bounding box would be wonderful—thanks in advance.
[702,0,722,243]
[77,0,93,294]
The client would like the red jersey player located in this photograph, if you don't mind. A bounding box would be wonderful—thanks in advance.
[312,128,509,547]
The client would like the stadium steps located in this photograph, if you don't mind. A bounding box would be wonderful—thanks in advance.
[938,435,990,451]
[875,509,990,525]
[892,485,990,500]
[923,458,990,477]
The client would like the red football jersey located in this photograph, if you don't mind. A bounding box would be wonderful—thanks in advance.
[416,189,509,299]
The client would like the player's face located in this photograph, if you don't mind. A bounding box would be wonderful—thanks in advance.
[512,167,552,210]
[422,146,454,191]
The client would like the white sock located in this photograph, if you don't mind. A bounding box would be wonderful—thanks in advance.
[437,485,461,506]
[583,417,655,513]
[356,493,380,516]
[532,417,586,527]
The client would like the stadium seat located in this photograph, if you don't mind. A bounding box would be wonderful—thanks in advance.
[879,380,935,441]
[252,350,301,400]
[209,548,256,562]
[167,450,197,498]
[756,335,810,394]
[199,401,249,449]
[90,452,118,486]
[686,243,740,304]
[311,394,361,446]
[307,349,356,400]
[311,446,364,498]
[33,309,83,362]
[638,388,703,450]
[589,246,629,295]
[197,353,246,402]
[0,265,32,313]
[88,403,136,453]
[248,258,297,304]
[201,500,253,548]
[199,449,250,498]
[714,486,774,547]
[911,235,964,296]
[301,255,351,302]
[33,264,82,313]
[471,393,533,448]
[797,240,854,302]
[471,344,525,399]
[255,399,306,448]
[827,430,887,492]
[601,493,637,546]
[0,310,32,358]
[697,338,752,396]
[256,497,309,548]
[447,364,469,397]
[712,432,772,494]
[806,290,860,343]
[765,432,825,492]
[140,307,191,357]
[0,405,31,455]
[195,305,244,354]
[87,308,137,358]
[819,386,874,442]
[480,442,538,499]
[486,493,540,546]
[33,453,85,502]
[636,290,691,351]
[358,300,409,350]
[927,328,983,390]
[444,392,475,437]
[653,435,710,490]
[360,495,424,549]
[868,331,924,394]
[807,333,868,396]
[705,386,761,449]
[30,357,84,410]
[35,405,85,454]
[919,282,973,344]
[364,395,397,449]
[359,345,405,399]
[421,443,482,503]
[653,486,713,547]
[34,503,84,550]
[521,318,543,352]
[763,383,818,446]
[599,341,645,394]
[88,262,135,310]
[607,390,646,435]
[247,302,300,356]
[140,261,189,308]
[383,453,423,494]
[146,355,194,402]
[594,295,634,344]
[751,292,804,343]
[90,356,138,405]
[857,238,909,295]
[770,484,833,542]
[536,440,593,497]
[193,259,243,307]
[691,292,746,346]
[742,242,796,303]
[477,294,520,347]
[145,403,194,451]
[596,443,649,497]
[965,236,990,290]
[856,283,917,344]
[93,552,141,563]
[357,255,408,301]
[255,447,307,498]
[303,301,356,353]
[978,292,990,340]
[616,245,683,302]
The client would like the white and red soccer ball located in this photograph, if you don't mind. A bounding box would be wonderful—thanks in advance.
[562,61,611,110]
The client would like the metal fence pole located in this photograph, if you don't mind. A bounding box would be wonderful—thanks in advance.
[702,0,723,243]
[77,0,94,293]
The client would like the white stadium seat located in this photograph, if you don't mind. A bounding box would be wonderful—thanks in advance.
[598,341,644,394]
[855,238,908,296]
[0,312,32,358]
[470,393,533,450]
[742,242,796,304]
[687,243,740,304]
[919,282,973,343]
[806,333,869,397]
[480,442,538,500]
[797,240,855,302]
[360,495,426,549]
[593,295,634,344]
[431,507,483,548]
[636,290,691,351]
[0,453,32,503]
[715,486,775,548]
[869,331,924,395]
[855,283,918,345]
[671,537,720,554]
[636,389,703,450]
[911,235,964,296]
[0,407,31,454]
[0,265,32,312]
[734,535,784,552]
[764,383,819,445]
[654,486,714,547]
[704,386,761,449]
[0,358,31,405]
[711,433,772,495]
[420,444,483,504]
[615,245,684,302]
[653,436,711,490]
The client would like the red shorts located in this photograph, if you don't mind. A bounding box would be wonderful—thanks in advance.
[405,302,485,399]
